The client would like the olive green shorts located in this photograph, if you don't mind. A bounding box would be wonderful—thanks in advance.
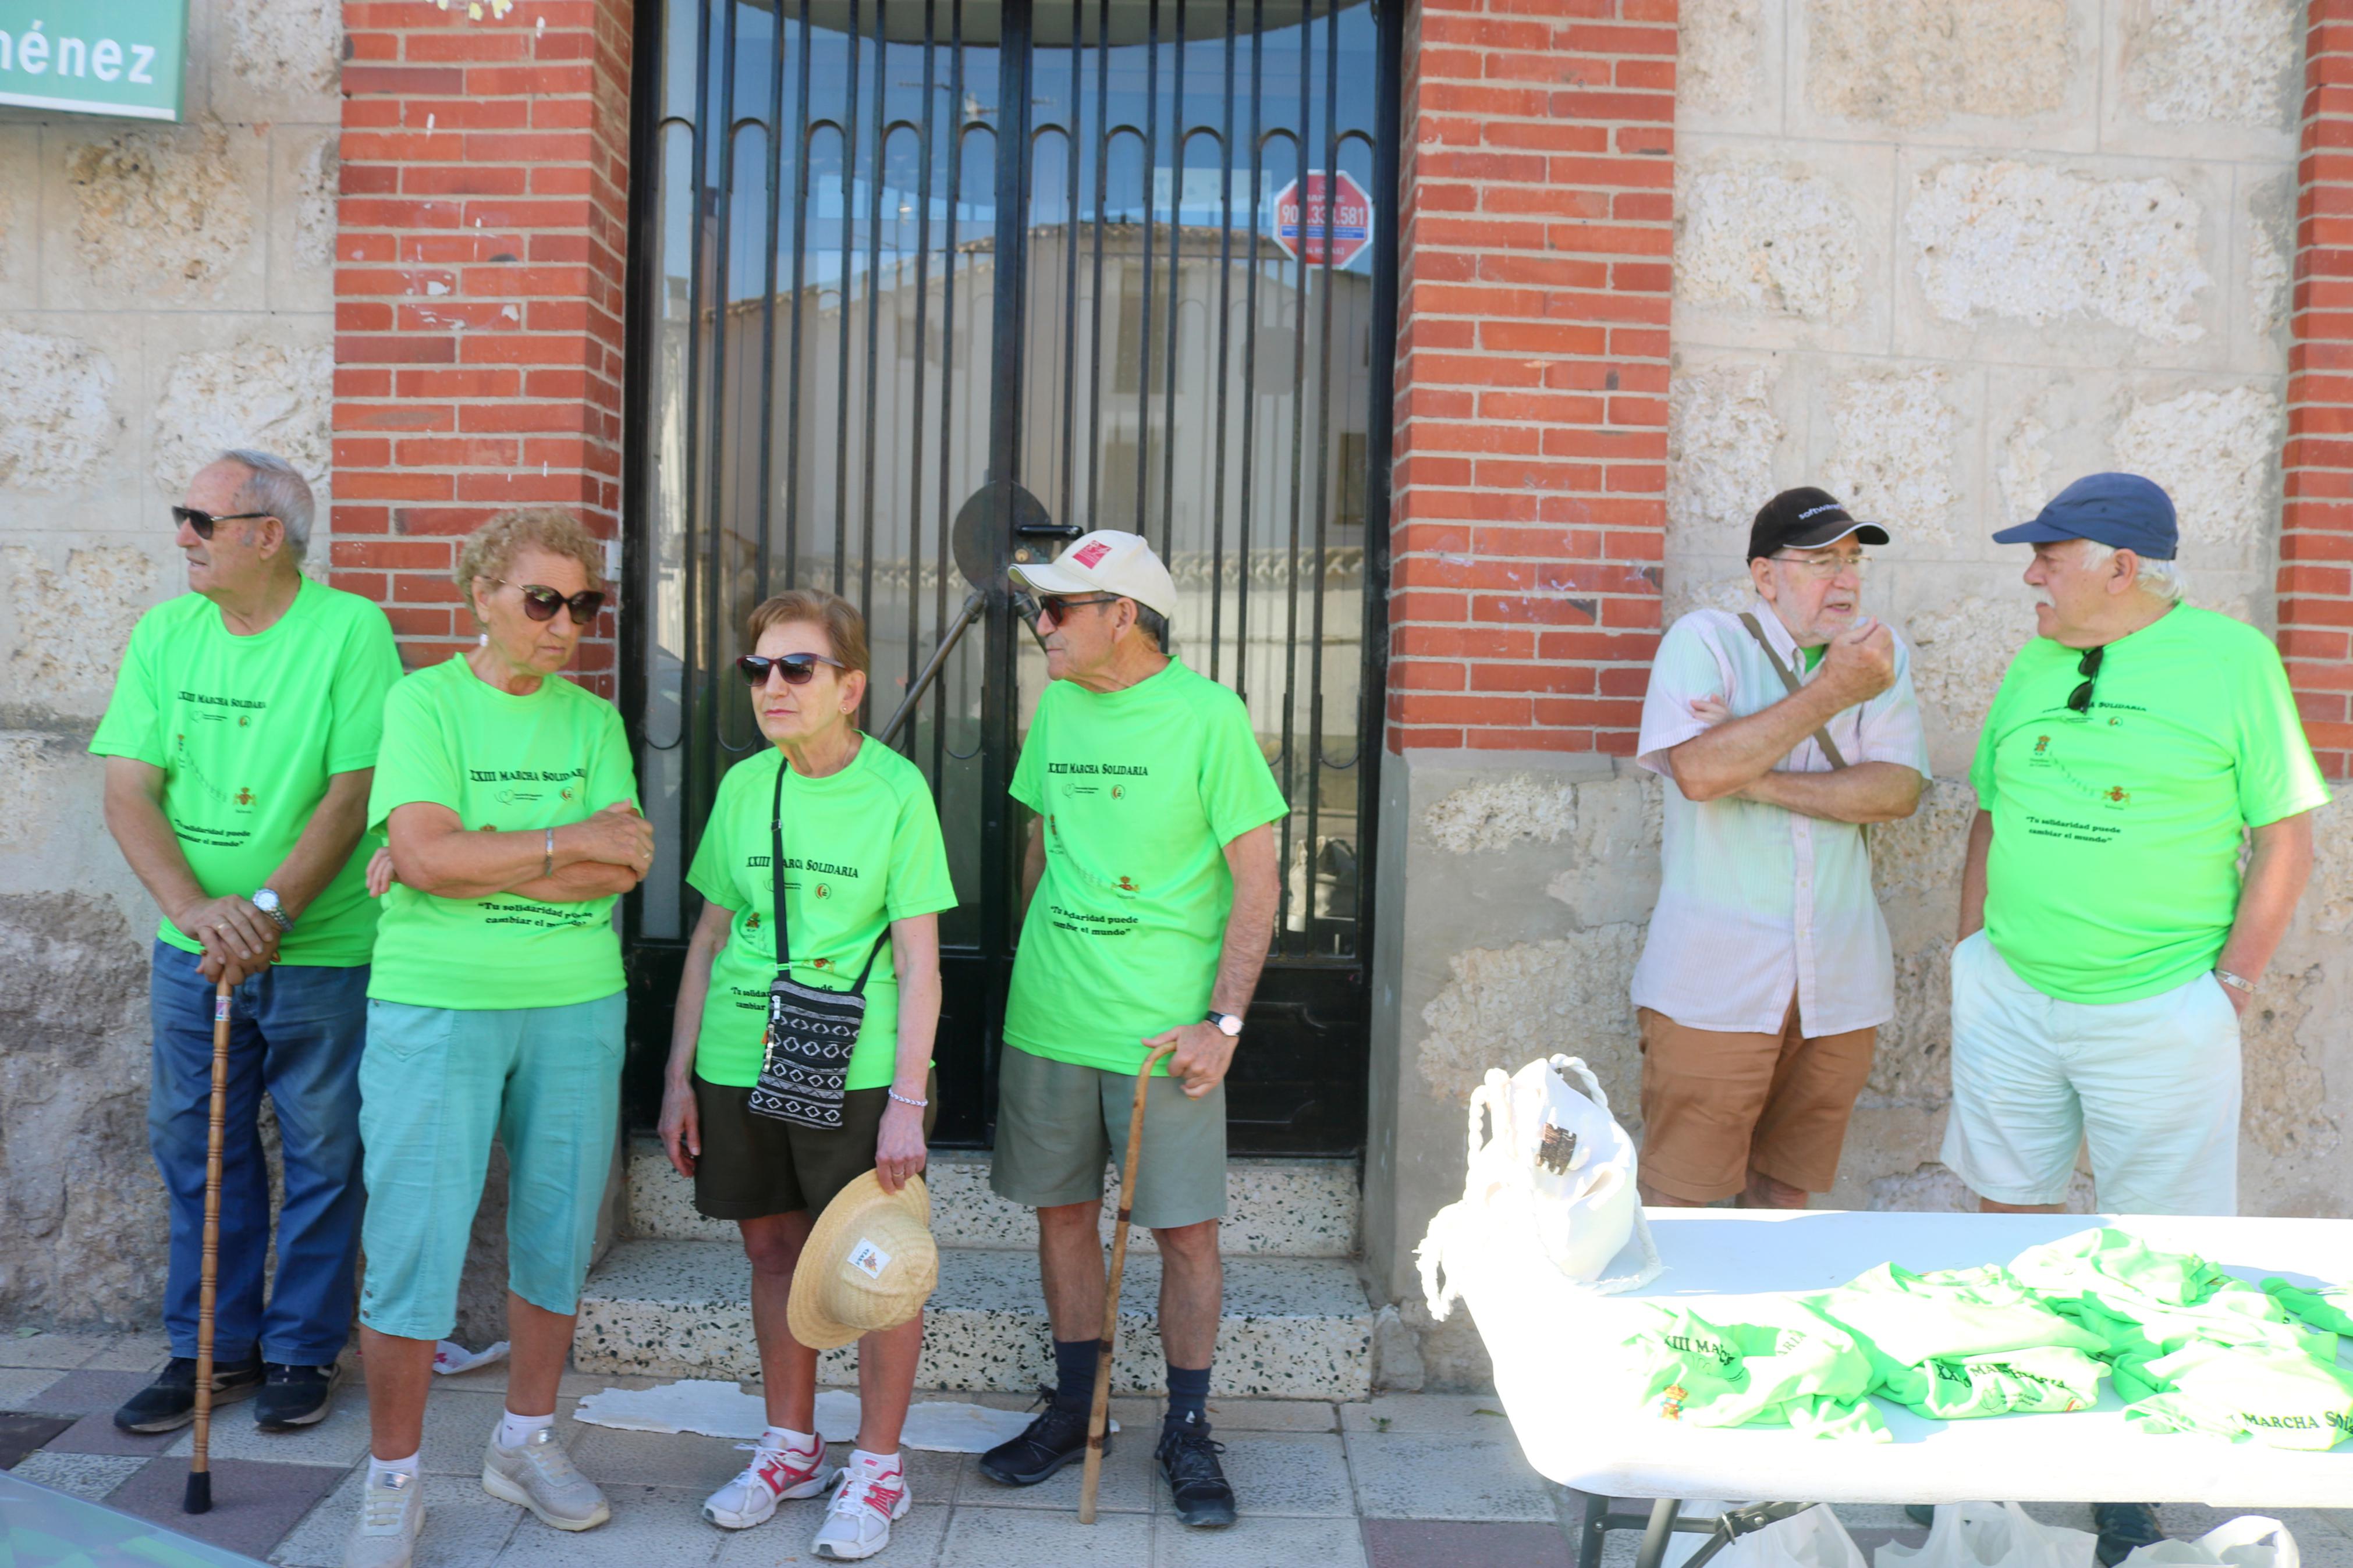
[988,1045,1227,1230]
[692,1072,936,1221]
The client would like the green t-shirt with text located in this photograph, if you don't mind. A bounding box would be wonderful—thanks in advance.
[685,739,958,1090]
[365,657,638,1008]
[1970,605,2329,1004]
[89,579,402,966]
[1004,658,1288,1075]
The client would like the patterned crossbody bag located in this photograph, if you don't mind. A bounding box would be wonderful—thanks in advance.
[748,759,890,1130]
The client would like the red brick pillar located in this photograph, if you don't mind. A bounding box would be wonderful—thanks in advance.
[1386,0,1675,754]
[331,0,633,694]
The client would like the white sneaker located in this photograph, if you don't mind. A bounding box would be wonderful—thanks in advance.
[343,1469,424,1568]
[480,1424,611,1531]
[811,1455,911,1561]
[702,1434,829,1530]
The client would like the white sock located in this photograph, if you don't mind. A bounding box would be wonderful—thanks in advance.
[847,1447,901,1476]
[762,1424,819,1456]
[368,1451,421,1485]
[498,1409,553,1449]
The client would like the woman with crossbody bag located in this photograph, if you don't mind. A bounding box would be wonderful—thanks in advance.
[658,589,958,1560]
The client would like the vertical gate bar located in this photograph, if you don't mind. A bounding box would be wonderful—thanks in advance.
[1133,0,1159,534]
[1206,0,1236,681]
[930,0,965,788]
[1301,0,1341,948]
[755,0,789,604]
[677,0,715,880]
[858,0,889,632]
[1353,0,1403,976]
[1275,0,1314,952]
[1155,0,1184,562]
[707,0,741,759]
[1233,0,1263,704]
[900,0,939,744]
[1056,0,1082,528]
[1085,0,1110,531]
[785,0,815,583]
[832,0,864,592]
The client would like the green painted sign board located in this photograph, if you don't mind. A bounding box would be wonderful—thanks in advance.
[0,1,188,122]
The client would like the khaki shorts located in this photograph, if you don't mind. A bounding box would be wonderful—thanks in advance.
[692,1072,937,1221]
[1637,995,1876,1204]
[989,1046,1227,1230]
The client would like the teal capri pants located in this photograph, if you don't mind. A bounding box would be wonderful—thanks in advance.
[357,993,626,1340]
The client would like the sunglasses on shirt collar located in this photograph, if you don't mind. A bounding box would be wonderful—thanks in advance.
[2067,645,2104,714]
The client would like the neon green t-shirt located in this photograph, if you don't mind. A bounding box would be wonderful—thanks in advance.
[1807,1263,2111,1419]
[1970,605,2329,1003]
[1003,658,1289,1075]
[1799,642,1826,671]
[1624,1304,1888,1441]
[365,656,638,1008]
[685,739,958,1090]
[88,579,402,967]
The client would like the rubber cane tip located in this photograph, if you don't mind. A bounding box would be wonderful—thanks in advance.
[183,1470,212,1514]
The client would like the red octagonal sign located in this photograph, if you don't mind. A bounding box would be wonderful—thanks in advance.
[1272,170,1374,268]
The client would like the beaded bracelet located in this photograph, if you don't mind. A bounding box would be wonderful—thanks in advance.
[888,1088,928,1109]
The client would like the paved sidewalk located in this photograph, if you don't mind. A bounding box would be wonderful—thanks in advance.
[5,1329,2352,1567]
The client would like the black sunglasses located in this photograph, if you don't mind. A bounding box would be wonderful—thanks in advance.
[1026,593,1119,626]
[489,579,606,625]
[2067,645,2105,714]
[737,652,846,687]
[172,506,274,541]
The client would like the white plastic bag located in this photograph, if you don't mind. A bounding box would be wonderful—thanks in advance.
[2118,1519,2298,1568]
[1876,1504,2097,1568]
[1726,1505,1871,1568]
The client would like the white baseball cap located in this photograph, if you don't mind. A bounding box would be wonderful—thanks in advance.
[1007,529,1178,619]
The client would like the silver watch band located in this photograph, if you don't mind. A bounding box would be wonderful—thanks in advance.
[2214,967,2256,994]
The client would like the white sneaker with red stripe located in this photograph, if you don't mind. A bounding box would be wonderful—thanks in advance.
[702,1431,829,1530]
[811,1450,911,1561]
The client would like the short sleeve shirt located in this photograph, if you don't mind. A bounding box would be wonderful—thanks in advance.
[88,579,403,966]
[684,739,958,1090]
[1971,604,2329,1004]
[1003,659,1289,1074]
[1630,603,1931,1035]
[365,656,639,1008]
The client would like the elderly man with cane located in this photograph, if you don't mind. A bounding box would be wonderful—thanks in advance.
[974,530,1285,1529]
[91,450,402,1438]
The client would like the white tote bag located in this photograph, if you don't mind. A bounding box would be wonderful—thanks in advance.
[2118,1519,2298,1568]
[1876,1504,2098,1568]
[1726,1506,1872,1568]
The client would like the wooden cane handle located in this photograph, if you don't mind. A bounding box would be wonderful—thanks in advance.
[1078,1040,1180,1525]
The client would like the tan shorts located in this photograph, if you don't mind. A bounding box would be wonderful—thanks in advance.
[988,1045,1228,1230]
[1637,996,1876,1204]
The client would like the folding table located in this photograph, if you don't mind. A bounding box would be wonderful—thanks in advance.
[1443,1209,2353,1568]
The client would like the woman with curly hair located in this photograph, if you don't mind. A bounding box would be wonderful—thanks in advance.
[342,508,650,1568]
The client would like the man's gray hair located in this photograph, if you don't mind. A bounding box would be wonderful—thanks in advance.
[2079,541,2189,604]
[220,449,316,560]
[1133,603,1171,652]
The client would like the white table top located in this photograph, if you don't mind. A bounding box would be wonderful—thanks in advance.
[1456,1208,2353,1507]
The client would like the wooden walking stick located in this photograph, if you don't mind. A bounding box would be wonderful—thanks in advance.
[184,976,232,1516]
[1079,1039,1179,1526]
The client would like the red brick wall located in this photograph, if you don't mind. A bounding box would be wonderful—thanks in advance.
[1385,0,1675,754]
[2287,1,2353,778]
[331,0,633,696]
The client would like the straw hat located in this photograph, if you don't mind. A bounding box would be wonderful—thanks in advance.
[787,1170,939,1350]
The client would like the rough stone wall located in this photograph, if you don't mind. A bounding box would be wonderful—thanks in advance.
[0,1,340,1326]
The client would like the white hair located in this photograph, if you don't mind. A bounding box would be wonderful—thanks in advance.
[219,449,316,561]
[2077,541,2188,603]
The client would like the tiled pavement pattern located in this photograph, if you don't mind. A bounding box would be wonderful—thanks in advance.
[5,1332,2352,1567]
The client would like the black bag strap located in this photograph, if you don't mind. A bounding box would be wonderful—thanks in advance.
[1738,612,1850,770]
[768,755,892,997]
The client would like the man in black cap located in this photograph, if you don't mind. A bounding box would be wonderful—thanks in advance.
[1944,474,2326,1564]
[1630,486,1929,1211]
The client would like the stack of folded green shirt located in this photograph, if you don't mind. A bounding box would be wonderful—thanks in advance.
[1804,1261,2111,1419]
[1623,1302,1889,1441]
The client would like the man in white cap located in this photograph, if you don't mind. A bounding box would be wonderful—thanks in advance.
[976,531,1285,1530]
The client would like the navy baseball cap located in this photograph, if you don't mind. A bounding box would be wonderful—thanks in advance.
[1991,472,2177,560]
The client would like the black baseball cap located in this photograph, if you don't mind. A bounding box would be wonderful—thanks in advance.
[1748,487,1890,561]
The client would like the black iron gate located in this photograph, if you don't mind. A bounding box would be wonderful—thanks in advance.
[620,0,1399,1154]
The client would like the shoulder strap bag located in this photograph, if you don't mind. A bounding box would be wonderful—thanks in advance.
[1737,612,1873,857]
[748,759,891,1130]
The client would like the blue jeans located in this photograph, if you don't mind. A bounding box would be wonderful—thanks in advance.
[148,941,370,1365]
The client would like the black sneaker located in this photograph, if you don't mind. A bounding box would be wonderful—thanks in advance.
[255,1361,343,1431]
[977,1388,1098,1486]
[112,1354,264,1434]
[2095,1503,2167,1567]
[1155,1411,1236,1528]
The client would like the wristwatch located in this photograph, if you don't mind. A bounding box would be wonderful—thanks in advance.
[1206,1010,1244,1038]
[2214,967,2256,994]
[251,888,293,933]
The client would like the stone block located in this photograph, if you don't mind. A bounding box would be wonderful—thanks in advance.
[1,544,159,717]
[1791,0,2098,148]
[267,128,339,318]
[2109,381,2282,553]
[2238,168,2296,367]
[1676,0,1781,134]
[2103,0,2301,162]
[44,118,267,312]
[1815,363,1968,547]
[214,0,342,128]
[149,332,335,506]
[1666,353,1797,563]
[1673,138,1898,356]
[0,125,40,312]
[0,329,121,495]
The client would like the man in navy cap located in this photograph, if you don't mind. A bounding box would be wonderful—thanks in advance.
[1949,471,2324,1220]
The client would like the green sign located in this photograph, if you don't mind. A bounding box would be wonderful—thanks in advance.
[0,1,187,122]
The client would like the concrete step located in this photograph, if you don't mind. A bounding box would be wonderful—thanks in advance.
[572,1238,1377,1400]
[624,1138,1361,1258]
